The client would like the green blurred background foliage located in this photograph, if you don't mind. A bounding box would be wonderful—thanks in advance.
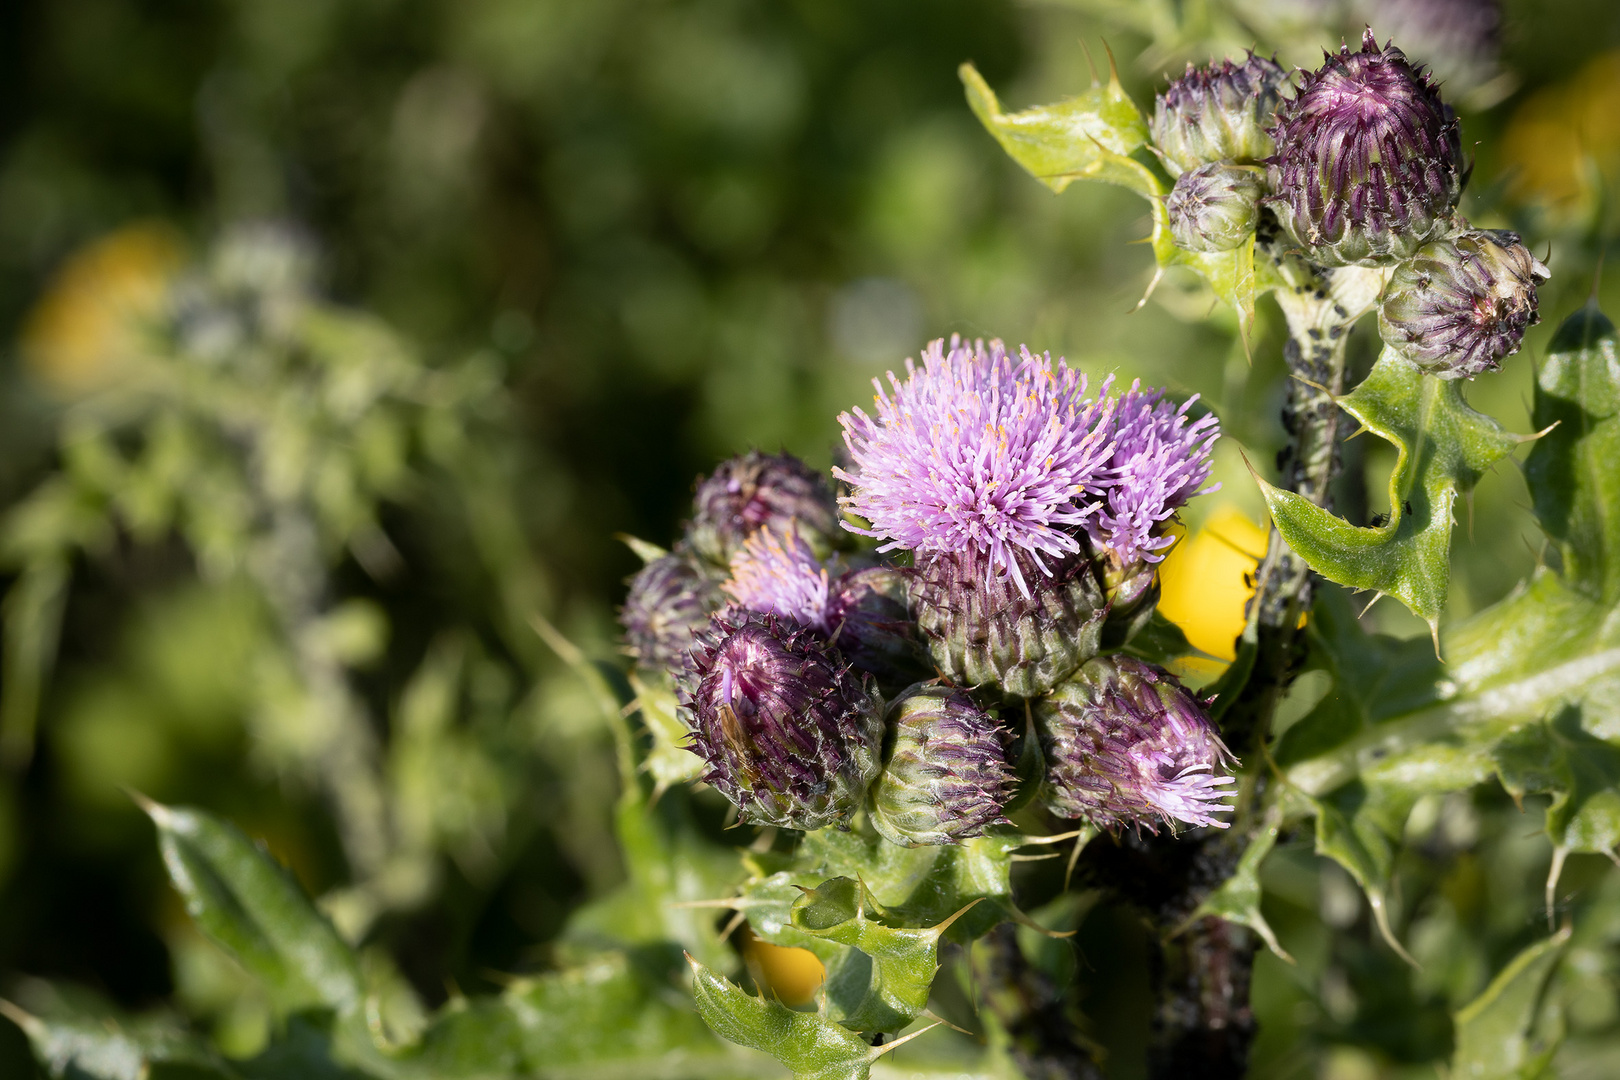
[2,0,1620,1076]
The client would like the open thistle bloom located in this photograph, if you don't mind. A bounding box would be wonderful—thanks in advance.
[1152,52,1290,175]
[1267,30,1465,267]
[1034,655,1235,832]
[724,526,833,633]
[1091,383,1220,569]
[687,450,841,567]
[868,685,1014,847]
[1378,228,1550,378]
[835,336,1115,598]
[680,608,883,830]
[620,549,726,673]
[835,336,1120,696]
[1166,162,1265,253]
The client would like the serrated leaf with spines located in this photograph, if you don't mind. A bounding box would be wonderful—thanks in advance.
[687,955,939,1080]
[959,59,1154,197]
[1257,347,1525,637]
[788,877,979,1033]
[1526,301,1620,605]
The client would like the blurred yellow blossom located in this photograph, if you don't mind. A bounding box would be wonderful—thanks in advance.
[741,925,825,1006]
[20,221,185,394]
[1501,49,1620,229]
[1157,503,1267,664]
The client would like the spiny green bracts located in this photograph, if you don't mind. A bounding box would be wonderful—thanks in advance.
[910,545,1107,700]
[1035,655,1234,832]
[1378,227,1549,378]
[680,607,882,830]
[1152,52,1289,175]
[869,684,1015,847]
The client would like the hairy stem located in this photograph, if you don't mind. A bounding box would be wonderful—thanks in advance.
[1136,256,1386,1080]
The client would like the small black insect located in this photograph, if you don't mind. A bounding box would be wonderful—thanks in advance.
[1403,499,1414,516]
[1370,512,1389,528]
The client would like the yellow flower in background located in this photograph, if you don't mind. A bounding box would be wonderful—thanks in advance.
[1501,49,1620,228]
[740,925,825,1006]
[20,221,185,395]
[1157,503,1267,666]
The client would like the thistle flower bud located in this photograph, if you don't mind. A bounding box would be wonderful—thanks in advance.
[1034,655,1235,832]
[687,451,840,566]
[1152,53,1289,176]
[911,545,1107,700]
[620,549,726,672]
[1166,163,1264,253]
[681,608,883,830]
[1378,228,1550,379]
[1267,30,1465,267]
[868,685,1015,847]
[826,566,932,693]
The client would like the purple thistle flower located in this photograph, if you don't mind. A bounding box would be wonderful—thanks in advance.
[680,608,883,830]
[1035,655,1235,833]
[835,337,1116,598]
[1090,383,1220,567]
[1266,29,1465,267]
[687,450,841,567]
[723,527,834,633]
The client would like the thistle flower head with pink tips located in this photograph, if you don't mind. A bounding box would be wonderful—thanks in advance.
[1092,382,1221,567]
[834,336,1116,597]
[723,527,834,633]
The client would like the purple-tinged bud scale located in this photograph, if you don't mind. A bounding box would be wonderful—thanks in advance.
[1035,655,1235,833]
[826,566,932,693]
[621,549,726,673]
[1267,30,1465,267]
[910,545,1107,700]
[1378,228,1550,379]
[1152,53,1289,176]
[869,685,1015,847]
[681,608,883,830]
[687,451,841,567]
[1166,163,1264,253]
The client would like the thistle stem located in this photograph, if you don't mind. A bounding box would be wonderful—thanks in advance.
[1137,255,1386,1079]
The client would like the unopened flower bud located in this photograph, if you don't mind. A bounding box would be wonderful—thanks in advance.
[1378,228,1550,378]
[826,566,932,693]
[1034,655,1235,832]
[1267,30,1465,267]
[687,451,840,566]
[1167,163,1264,253]
[681,608,882,830]
[911,545,1107,700]
[869,685,1015,847]
[621,549,725,672]
[1152,53,1289,176]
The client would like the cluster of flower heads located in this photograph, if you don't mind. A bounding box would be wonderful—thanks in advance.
[1155,30,1547,379]
[618,339,1235,846]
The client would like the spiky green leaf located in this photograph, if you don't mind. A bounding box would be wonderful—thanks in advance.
[1258,348,1523,633]
[959,62,1154,196]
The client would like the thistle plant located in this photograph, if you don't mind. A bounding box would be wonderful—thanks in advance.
[14,15,1620,1080]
